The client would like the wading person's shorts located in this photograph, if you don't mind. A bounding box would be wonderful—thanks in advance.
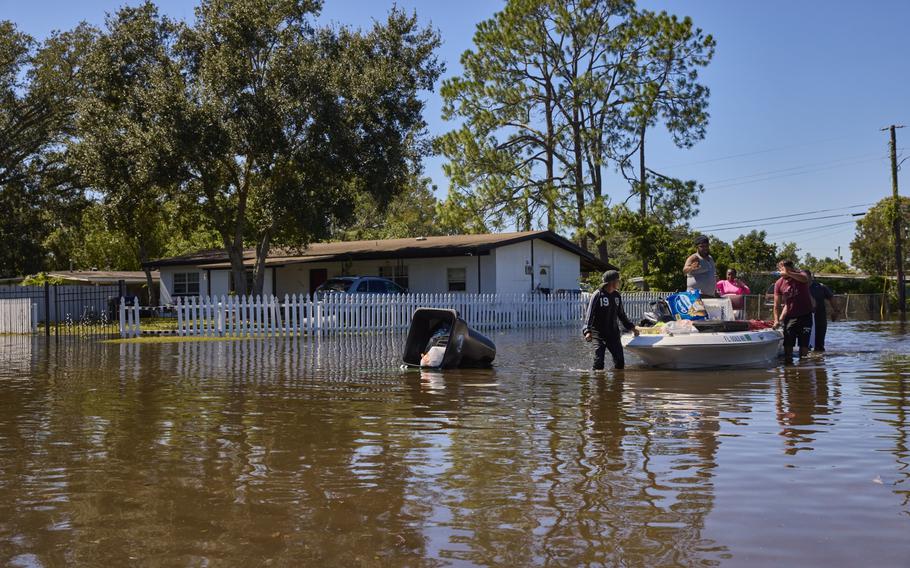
[783,314,812,348]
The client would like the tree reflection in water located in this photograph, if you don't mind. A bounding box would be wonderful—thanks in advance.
[1,327,909,565]
[775,363,840,455]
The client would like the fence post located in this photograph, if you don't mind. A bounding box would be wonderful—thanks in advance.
[132,297,140,337]
[43,282,50,338]
[119,298,126,337]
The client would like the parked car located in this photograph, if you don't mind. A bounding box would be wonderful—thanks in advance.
[314,276,407,298]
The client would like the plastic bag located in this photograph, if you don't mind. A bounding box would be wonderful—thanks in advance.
[661,319,700,335]
[666,291,708,320]
[420,345,446,367]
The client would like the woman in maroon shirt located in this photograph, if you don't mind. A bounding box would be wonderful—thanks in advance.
[772,260,812,360]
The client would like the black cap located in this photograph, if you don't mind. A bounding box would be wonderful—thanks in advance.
[693,235,709,246]
[601,270,620,283]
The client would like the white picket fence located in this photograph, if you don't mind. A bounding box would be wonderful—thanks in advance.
[118,291,674,339]
[119,298,142,338]
[0,298,37,333]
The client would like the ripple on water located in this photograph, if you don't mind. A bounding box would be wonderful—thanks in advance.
[0,324,909,565]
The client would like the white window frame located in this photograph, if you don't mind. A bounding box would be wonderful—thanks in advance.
[447,267,467,292]
[379,264,409,289]
[173,272,201,296]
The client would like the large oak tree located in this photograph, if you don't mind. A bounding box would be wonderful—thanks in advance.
[177,0,442,295]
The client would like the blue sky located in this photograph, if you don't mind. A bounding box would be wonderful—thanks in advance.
[4,0,908,264]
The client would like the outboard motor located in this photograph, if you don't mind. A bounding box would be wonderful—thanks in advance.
[640,298,675,327]
[651,299,674,322]
[402,308,496,368]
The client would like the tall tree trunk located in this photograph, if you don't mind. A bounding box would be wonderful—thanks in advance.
[639,126,649,290]
[543,59,556,232]
[586,115,608,264]
[227,245,247,297]
[137,241,155,305]
[226,171,250,296]
[572,103,587,249]
[253,229,272,296]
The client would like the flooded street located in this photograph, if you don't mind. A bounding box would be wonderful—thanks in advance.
[1,323,909,566]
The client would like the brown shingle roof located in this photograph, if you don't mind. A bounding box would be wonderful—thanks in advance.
[145,231,613,272]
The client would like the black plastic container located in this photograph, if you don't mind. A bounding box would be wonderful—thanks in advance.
[402,308,496,368]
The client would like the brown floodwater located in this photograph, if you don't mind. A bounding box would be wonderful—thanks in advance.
[0,322,908,567]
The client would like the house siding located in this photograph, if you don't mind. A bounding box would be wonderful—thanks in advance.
[159,267,272,303]
[495,241,534,294]
[533,240,581,291]
[155,236,582,303]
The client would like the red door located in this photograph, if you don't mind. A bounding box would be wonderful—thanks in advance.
[309,269,328,294]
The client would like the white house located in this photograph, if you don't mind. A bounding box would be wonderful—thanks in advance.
[146,230,612,304]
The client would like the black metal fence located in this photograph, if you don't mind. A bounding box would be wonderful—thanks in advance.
[0,282,127,336]
[741,293,885,321]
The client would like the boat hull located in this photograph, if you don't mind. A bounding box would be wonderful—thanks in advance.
[621,330,783,369]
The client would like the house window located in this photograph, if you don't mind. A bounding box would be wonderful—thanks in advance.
[447,267,467,292]
[173,272,200,296]
[379,264,409,289]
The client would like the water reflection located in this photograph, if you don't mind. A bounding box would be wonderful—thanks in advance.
[775,363,839,455]
[864,352,910,513]
[0,326,909,565]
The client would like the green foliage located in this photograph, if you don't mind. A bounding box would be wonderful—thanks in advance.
[777,241,800,264]
[0,20,95,276]
[337,174,444,240]
[706,236,734,277]
[70,2,187,271]
[437,0,714,257]
[820,275,885,294]
[44,203,140,270]
[175,1,443,293]
[609,205,693,291]
[731,230,777,275]
[850,196,910,275]
[435,0,569,233]
[617,9,714,237]
[20,272,67,286]
[802,253,853,275]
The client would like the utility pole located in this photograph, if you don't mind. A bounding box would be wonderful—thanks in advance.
[639,125,650,290]
[883,124,906,314]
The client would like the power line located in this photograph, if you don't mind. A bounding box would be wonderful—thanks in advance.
[703,155,887,191]
[795,225,859,245]
[699,151,887,187]
[766,219,859,240]
[695,202,872,230]
[704,212,864,233]
[655,133,860,170]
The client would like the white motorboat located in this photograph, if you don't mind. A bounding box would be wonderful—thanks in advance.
[621,329,783,369]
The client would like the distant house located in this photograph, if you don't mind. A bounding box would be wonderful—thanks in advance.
[0,270,159,298]
[145,231,612,304]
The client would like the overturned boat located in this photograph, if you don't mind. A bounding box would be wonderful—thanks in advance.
[623,298,783,369]
[402,308,496,369]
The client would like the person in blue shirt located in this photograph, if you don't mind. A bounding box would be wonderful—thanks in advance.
[583,270,639,370]
[805,270,839,352]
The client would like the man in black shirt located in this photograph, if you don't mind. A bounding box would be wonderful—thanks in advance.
[805,270,839,352]
[584,270,639,370]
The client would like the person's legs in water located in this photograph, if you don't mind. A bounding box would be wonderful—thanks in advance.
[592,338,607,370]
[796,314,812,357]
[605,336,625,370]
[814,315,828,352]
[782,317,798,360]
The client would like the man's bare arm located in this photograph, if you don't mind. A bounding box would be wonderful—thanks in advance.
[683,254,701,274]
